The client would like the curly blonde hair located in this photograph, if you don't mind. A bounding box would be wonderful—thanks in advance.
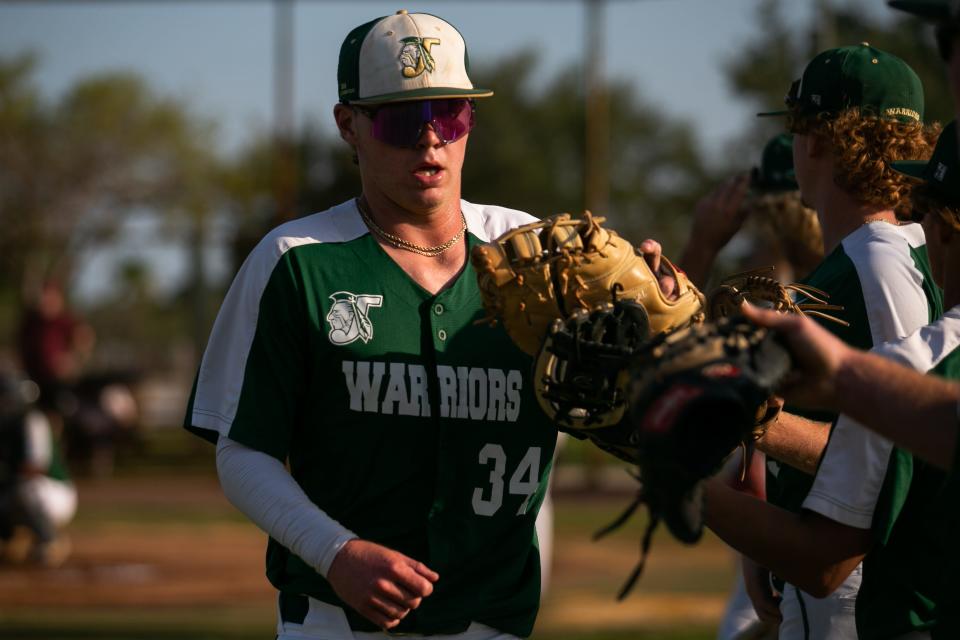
[745,191,824,277]
[788,109,941,219]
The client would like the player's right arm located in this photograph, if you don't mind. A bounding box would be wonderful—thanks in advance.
[216,436,438,629]
[188,223,438,629]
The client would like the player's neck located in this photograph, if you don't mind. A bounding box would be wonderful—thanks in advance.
[815,184,897,253]
[359,192,464,247]
[357,192,469,295]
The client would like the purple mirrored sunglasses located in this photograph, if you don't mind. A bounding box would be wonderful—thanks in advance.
[355,98,476,149]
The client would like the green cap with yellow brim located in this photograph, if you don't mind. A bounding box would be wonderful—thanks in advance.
[757,43,924,124]
[891,121,960,202]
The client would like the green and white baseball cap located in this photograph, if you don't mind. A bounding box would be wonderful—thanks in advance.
[891,121,960,202]
[337,10,493,105]
[889,0,960,22]
[759,43,924,123]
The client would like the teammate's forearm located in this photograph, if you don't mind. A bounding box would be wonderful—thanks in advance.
[215,436,357,576]
[703,477,869,597]
[836,349,960,471]
[755,412,829,475]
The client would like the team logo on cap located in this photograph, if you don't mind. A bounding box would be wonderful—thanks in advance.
[326,291,383,346]
[935,162,949,182]
[399,37,440,78]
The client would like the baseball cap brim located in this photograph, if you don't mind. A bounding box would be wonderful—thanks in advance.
[757,110,790,118]
[349,86,494,106]
[889,159,928,179]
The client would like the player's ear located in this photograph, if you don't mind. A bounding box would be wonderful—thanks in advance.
[334,104,359,147]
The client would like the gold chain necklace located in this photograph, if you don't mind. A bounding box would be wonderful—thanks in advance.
[356,198,467,257]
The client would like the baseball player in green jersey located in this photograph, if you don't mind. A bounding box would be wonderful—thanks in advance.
[699,44,947,640]
[745,117,960,639]
[183,11,562,639]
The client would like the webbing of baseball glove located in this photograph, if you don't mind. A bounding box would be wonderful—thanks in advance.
[707,267,848,327]
[535,300,652,431]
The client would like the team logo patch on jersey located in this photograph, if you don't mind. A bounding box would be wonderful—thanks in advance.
[326,291,383,345]
[399,37,440,78]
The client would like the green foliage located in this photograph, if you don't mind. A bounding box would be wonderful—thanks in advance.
[727,0,954,155]
[0,54,224,368]
[0,55,219,306]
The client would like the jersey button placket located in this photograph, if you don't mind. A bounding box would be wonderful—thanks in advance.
[433,302,447,346]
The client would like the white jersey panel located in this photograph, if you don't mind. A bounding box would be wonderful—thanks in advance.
[874,305,960,371]
[804,222,933,529]
[190,201,367,437]
[845,222,930,344]
[463,200,538,243]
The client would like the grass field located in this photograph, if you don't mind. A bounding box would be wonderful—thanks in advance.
[0,430,736,640]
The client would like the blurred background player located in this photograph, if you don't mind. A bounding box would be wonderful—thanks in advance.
[679,133,823,292]
[0,371,77,568]
[18,280,95,416]
[674,133,823,640]
[18,279,138,478]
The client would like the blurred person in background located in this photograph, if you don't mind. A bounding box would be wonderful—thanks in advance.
[0,372,76,568]
[18,279,95,415]
[674,133,823,640]
[18,279,137,477]
[679,133,823,290]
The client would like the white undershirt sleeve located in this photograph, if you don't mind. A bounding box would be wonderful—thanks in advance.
[215,436,357,577]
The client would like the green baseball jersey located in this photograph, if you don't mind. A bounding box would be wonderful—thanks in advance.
[184,199,558,637]
[767,222,945,638]
[881,308,960,640]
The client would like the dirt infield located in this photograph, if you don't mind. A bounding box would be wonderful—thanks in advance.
[0,474,734,635]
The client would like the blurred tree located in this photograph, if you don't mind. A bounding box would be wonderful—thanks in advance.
[0,54,220,358]
[465,51,715,252]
